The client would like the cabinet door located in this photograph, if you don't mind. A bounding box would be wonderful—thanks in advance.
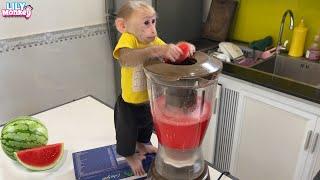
[311,119,320,179]
[202,84,221,164]
[230,92,317,180]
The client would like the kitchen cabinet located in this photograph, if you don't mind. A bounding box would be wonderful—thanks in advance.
[311,121,320,179]
[231,91,317,180]
[214,75,320,180]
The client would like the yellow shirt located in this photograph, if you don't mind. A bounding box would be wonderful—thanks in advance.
[113,32,165,104]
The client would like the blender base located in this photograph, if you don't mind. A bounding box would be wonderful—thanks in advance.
[147,161,210,180]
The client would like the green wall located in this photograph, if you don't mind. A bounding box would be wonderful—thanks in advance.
[232,0,320,49]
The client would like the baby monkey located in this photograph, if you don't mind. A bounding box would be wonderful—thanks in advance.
[113,0,195,176]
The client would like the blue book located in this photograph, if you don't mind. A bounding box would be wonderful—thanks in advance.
[72,144,155,180]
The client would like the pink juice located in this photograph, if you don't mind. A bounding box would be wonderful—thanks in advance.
[151,96,212,150]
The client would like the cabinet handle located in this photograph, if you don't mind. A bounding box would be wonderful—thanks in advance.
[304,130,313,150]
[311,133,319,153]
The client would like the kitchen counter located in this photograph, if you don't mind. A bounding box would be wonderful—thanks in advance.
[0,96,237,180]
[222,62,320,104]
[194,42,320,104]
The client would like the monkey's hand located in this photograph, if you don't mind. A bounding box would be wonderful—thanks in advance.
[159,44,183,62]
[176,42,196,57]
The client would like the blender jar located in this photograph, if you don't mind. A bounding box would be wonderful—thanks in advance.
[144,52,222,180]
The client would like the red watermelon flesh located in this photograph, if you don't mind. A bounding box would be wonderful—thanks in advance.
[176,43,190,63]
[14,143,64,171]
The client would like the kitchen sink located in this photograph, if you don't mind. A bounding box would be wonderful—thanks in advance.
[252,55,320,87]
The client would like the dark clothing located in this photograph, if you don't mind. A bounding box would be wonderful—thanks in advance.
[314,169,320,180]
[114,95,153,157]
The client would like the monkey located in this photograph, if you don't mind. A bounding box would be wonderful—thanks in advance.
[112,0,195,176]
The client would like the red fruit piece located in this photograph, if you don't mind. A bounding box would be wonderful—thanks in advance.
[176,43,190,63]
[14,143,64,171]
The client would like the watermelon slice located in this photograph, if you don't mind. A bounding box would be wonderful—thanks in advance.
[14,143,64,171]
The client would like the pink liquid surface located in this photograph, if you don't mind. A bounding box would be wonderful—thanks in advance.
[151,96,212,150]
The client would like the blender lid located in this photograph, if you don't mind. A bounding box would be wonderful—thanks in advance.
[143,51,222,81]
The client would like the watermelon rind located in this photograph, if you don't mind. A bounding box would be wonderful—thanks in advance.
[1,116,48,160]
[14,143,64,171]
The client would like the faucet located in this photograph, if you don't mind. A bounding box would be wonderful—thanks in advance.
[276,9,294,54]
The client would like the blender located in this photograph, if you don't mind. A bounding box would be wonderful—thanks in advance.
[143,52,222,180]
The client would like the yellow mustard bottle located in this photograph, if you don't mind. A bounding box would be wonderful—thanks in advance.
[289,18,308,57]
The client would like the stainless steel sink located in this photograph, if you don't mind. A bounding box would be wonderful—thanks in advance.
[252,55,320,87]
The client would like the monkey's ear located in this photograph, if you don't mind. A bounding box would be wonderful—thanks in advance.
[115,18,126,33]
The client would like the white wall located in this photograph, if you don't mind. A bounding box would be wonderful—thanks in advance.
[0,0,106,39]
[0,32,116,123]
[0,0,116,124]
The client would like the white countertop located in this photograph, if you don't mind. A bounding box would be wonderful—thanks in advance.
[0,96,232,180]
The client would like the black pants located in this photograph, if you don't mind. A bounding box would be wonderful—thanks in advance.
[114,95,153,157]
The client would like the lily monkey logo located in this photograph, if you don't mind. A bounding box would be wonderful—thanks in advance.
[1,1,33,19]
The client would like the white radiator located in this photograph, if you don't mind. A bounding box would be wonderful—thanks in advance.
[214,87,239,171]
